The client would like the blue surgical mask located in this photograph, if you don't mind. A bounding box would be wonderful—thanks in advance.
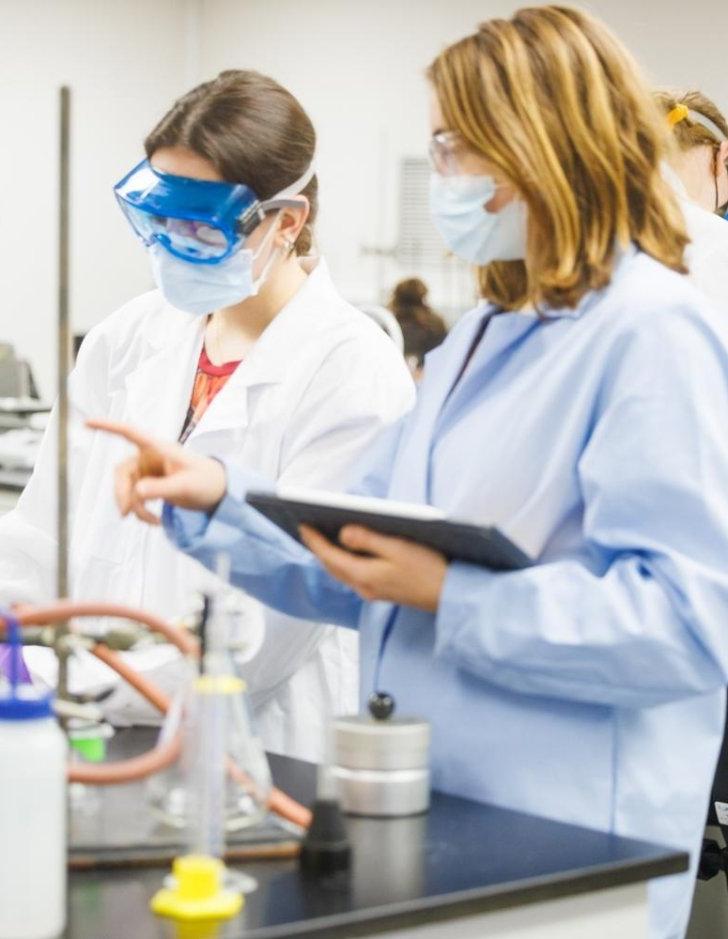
[150,216,282,316]
[429,173,527,265]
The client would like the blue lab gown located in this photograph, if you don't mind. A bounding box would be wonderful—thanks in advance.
[164,248,728,939]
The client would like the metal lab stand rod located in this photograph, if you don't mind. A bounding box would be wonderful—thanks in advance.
[56,85,71,707]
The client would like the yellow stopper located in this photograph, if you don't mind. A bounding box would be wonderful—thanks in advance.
[194,675,246,695]
[150,855,244,921]
[667,104,689,127]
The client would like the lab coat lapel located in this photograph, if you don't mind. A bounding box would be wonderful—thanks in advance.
[185,287,312,445]
[184,353,263,444]
[365,309,500,687]
[430,312,541,461]
[387,306,494,506]
[186,259,337,445]
[124,308,205,441]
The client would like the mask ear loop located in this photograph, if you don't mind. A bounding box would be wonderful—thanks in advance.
[250,209,300,292]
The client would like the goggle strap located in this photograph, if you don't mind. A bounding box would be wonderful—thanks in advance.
[272,159,316,200]
[258,196,309,214]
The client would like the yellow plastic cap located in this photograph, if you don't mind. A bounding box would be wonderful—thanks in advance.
[150,855,244,921]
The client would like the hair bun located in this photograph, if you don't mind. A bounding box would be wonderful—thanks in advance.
[393,278,428,305]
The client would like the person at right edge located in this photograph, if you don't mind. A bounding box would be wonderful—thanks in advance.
[656,89,728,309]
[93,8,728,938]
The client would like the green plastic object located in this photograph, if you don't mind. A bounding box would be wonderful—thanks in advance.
[70,734,106,763]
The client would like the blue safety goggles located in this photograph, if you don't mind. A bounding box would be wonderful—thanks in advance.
[114,160,282,265]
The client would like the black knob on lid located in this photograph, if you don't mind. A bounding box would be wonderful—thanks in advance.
[368,691,395,721]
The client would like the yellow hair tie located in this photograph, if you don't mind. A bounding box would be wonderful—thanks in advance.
[667,104,689,127]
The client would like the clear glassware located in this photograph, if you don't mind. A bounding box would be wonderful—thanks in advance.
[147,586,272,835]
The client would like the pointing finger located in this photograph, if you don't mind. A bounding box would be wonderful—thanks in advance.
[87,418,158,450]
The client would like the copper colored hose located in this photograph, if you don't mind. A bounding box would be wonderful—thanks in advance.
[91,643,171,714]
[2,605,312,827]
[71,733,182,785]
[15,600,198,656]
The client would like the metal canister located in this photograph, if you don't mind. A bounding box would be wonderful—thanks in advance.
[332,715,431,817]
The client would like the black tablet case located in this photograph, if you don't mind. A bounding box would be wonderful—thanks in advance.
[246,492,531,571]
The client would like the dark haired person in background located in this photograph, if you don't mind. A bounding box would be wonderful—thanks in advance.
[388,277,447,378]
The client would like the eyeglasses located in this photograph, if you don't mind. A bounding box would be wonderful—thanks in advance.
[428,130,466,177]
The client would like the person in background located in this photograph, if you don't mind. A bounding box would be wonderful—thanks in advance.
[95,8,728,937]
[0,70,414,761]
[388,277,447,378]
[656,90,728,308]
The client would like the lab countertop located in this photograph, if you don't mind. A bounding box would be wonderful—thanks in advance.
[64,728,687,939]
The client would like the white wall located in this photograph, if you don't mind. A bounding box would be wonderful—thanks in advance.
[2,0,727,396]
[0,0,200,399]
[198,0,728,316]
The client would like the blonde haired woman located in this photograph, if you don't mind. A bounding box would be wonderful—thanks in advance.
[656,90,728,310]
[96,9,728,936]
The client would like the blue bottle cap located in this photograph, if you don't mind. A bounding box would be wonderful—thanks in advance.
[0,610,55,720]
[0,686,54,721]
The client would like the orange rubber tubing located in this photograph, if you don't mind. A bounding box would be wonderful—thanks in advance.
[91,642,172,715]
[2,603,312,828]
[15,600,199,656]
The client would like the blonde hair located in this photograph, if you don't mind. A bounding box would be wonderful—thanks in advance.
[427,5,688,311]
[655,89,728,152]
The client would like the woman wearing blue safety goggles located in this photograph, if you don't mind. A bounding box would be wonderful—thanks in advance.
[0,70,414,762]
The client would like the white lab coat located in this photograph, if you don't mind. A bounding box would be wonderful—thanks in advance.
[0,258,415,760]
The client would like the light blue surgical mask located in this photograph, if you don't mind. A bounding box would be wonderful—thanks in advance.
[429,173,527,265]
[149,215,283,316]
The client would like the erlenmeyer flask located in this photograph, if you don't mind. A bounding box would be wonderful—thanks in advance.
[147,659,196,828]
[147,587,272,833]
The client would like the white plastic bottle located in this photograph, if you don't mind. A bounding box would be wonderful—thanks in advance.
[0,676,67,938]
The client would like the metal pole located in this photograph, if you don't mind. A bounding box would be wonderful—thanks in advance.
[56,86,71,708]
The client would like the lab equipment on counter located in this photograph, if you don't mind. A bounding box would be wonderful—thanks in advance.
[246,487,532,569]
[0,614,67,939]
[0,426,44,468]
[151,572,270,920]
[299,702,351,879]
[68,719,115,818]
[0,414,47,495]
[5,599,309,824]
[333,693,431,817]
[0,342,42,401]
[148,588,272,832]
[149,674,246,920]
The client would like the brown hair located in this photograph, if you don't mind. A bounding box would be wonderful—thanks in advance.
[388,278,447,364]
[389,278,447,332]
[427,6,688,312]
[655,89,728,151]
[145,70,317,255]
